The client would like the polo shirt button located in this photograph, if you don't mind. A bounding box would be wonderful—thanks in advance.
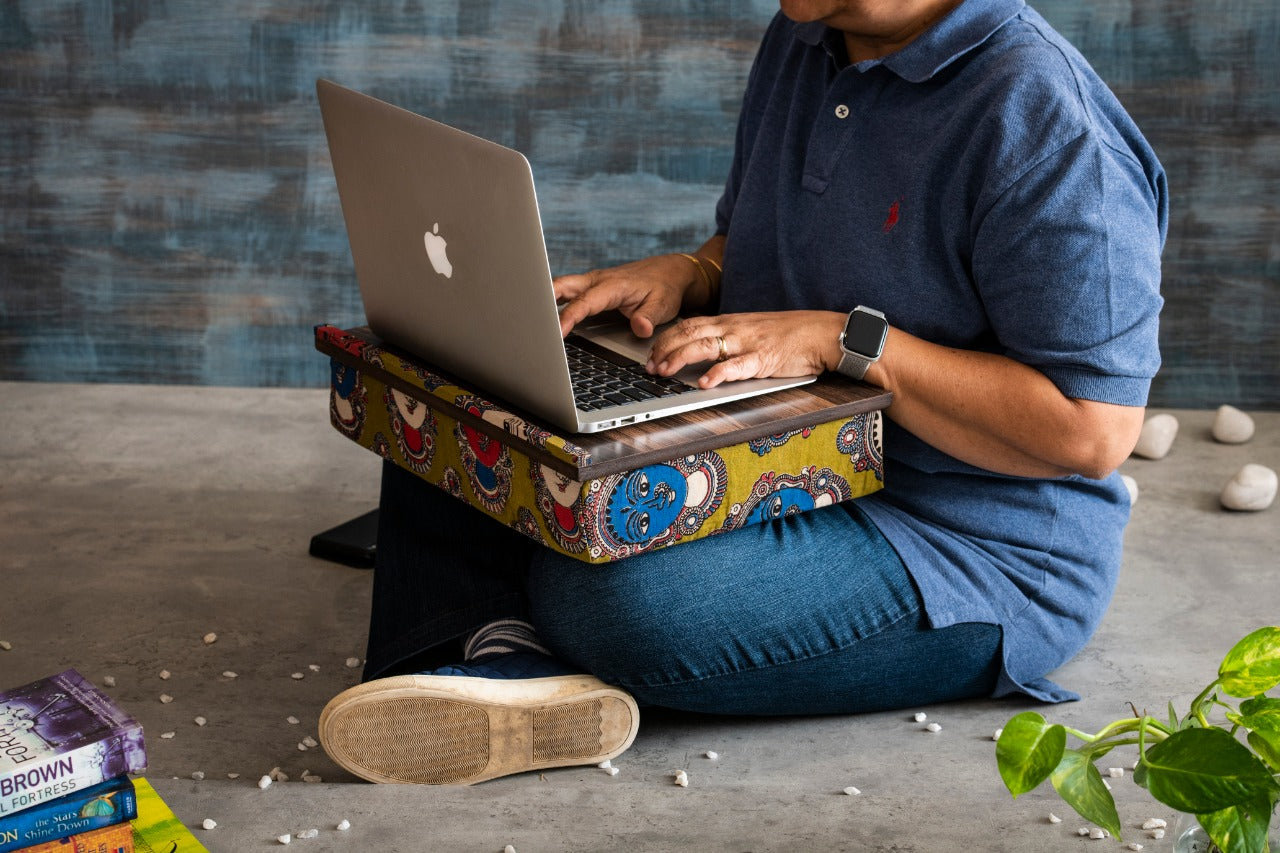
[834,104,850,119]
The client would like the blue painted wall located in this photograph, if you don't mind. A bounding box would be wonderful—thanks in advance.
[2,1,1277,408]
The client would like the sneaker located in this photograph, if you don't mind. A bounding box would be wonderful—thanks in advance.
[318,652,640,785]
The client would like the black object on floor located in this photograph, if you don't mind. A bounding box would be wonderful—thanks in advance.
[310,509,379,568]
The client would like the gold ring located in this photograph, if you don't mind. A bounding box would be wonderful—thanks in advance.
[715,335,729,362]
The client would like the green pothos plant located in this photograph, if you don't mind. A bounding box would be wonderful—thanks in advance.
[996,626,1280,853]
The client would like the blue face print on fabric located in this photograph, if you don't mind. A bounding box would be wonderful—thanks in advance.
[606,464,687,544]
[746,487,815,525]
[331,359,358,399]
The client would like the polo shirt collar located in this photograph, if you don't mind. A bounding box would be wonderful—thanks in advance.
[793,0,1026,82]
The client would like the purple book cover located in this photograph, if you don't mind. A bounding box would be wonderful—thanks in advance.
[0,669,146,818]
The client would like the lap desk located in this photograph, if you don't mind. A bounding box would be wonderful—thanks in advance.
[316,325,892,564]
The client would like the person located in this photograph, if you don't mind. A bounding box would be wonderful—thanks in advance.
[318,0,1166,785]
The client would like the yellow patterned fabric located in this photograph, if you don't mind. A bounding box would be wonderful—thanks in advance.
[319,325,884,564]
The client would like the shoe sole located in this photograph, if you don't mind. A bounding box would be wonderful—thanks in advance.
[318,673,640,785]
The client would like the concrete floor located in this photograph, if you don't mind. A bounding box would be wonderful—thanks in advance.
[1,380,1276,852]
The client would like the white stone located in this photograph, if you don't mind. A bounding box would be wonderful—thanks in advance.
[1127,844,1144,852]
[1141,818,1167,830]
[203,632,218,645]
[1132,413,1178,460]
[346,657,362,668]
[1108,767,1125,778]
[277,834,292,845]
[160,694,173,704]
[258,775,273,789]
[0,641,11,651]
[191,771,205,781]
[597,759,611,769]
[992,728,1002,741]
[298,828,318,839]
[1221,464,1277,511]
[102,675,115,687]
[308,664,320,672]
[302,735,318,748]
[336,820,351,831]
[222,671,238,679]
[673,770,689,787]
[925,722,942,733]
[227,773,240,779]
[194,716,207,726]
[1149,828,1165,840]
[1077,827,1091,837]
[704,751,719,760]
[201,819,216,830]
[159,669,171,680]
[606,766,619,776]
[1048,813,1062,824]
[1121,474,1139,505]
[160,731,176,739]
[291,672,305,680]
[843,786,861,796]
[287,716,300,725]
[1212,405,1255,444]
[1090,828,1106,839]
[913,712,927,723]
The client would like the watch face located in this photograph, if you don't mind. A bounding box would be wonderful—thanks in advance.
[842,310,888,358]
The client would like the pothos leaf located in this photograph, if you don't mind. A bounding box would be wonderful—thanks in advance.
[1218,626,1280,698]
[996,712,1067,797]
[1051,748,1123,840]
[1196,789,1279,853]
[1141,728,1278,814]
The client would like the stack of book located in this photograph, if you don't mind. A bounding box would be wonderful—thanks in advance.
[0,670,206,853]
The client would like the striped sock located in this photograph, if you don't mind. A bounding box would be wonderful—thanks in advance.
[463,619,551,661]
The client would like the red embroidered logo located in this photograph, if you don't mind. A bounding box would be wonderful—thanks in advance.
[882,198,902,233]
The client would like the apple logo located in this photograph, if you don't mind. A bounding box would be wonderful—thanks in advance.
[423,222,453,279]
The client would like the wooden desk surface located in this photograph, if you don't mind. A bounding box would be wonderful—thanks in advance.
[319,328,892,480]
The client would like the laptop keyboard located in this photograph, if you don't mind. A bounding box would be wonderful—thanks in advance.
[564,336,695,411]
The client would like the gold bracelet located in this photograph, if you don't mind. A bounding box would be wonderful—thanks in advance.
[676,252,712,301]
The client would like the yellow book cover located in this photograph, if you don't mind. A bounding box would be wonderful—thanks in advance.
[12,820,132,852]
[127,780,206,853]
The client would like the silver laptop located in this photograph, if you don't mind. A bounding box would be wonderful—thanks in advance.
[316,79,814,433]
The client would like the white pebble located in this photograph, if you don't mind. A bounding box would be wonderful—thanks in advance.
[673,770,689,787]
[1148,829,1165,840]
[159,669,171,680]
[298,828,318,839]
[102,675,116,687]
[302,735,318,748]
[1108,767,1125,778]
[1141,818,1167,830]
[992,728,1002,741]
[291,672,305,680]
[194,716,207,726]
[1090,828,1106,839]
[1121,474,1139,505]
[1221,463,1277,511]
[227,773,240,779]
[160,694,174,704]
[913,712,927,723]
[1127,845,1145,852]
[1048,813,1062,824]
[1077,828,1091,836]
[843,786,861,796]
[704,751,719,760]
[336,820,351,831]
[270,768,289,782]
[504,846,517,853]
[277,834,292,844]
[258,775,273,789]
[0,640,11,651]
[308,664,321,672]
[925,722,942,733]
[597,759,612,769]
[302,774,323,783]
[191,771,205,781]
[203,632,218,645]
[297,742,309,751]
[1212,405,1255,444]
[287,716,300,725]
[201,818,216,831]
[160,731,176,739]
[345,657,361,668]
[1132,413,1178,460]
[607,766,620,776]
[222,670,238,679]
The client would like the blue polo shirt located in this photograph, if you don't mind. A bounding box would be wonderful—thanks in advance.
[715,1,1167,701]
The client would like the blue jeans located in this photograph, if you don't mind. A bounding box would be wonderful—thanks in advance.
[364,461,1001,715]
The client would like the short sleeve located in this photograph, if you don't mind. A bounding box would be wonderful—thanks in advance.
[972,131,1167,406]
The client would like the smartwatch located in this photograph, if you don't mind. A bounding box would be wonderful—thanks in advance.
[836,306,888,381]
